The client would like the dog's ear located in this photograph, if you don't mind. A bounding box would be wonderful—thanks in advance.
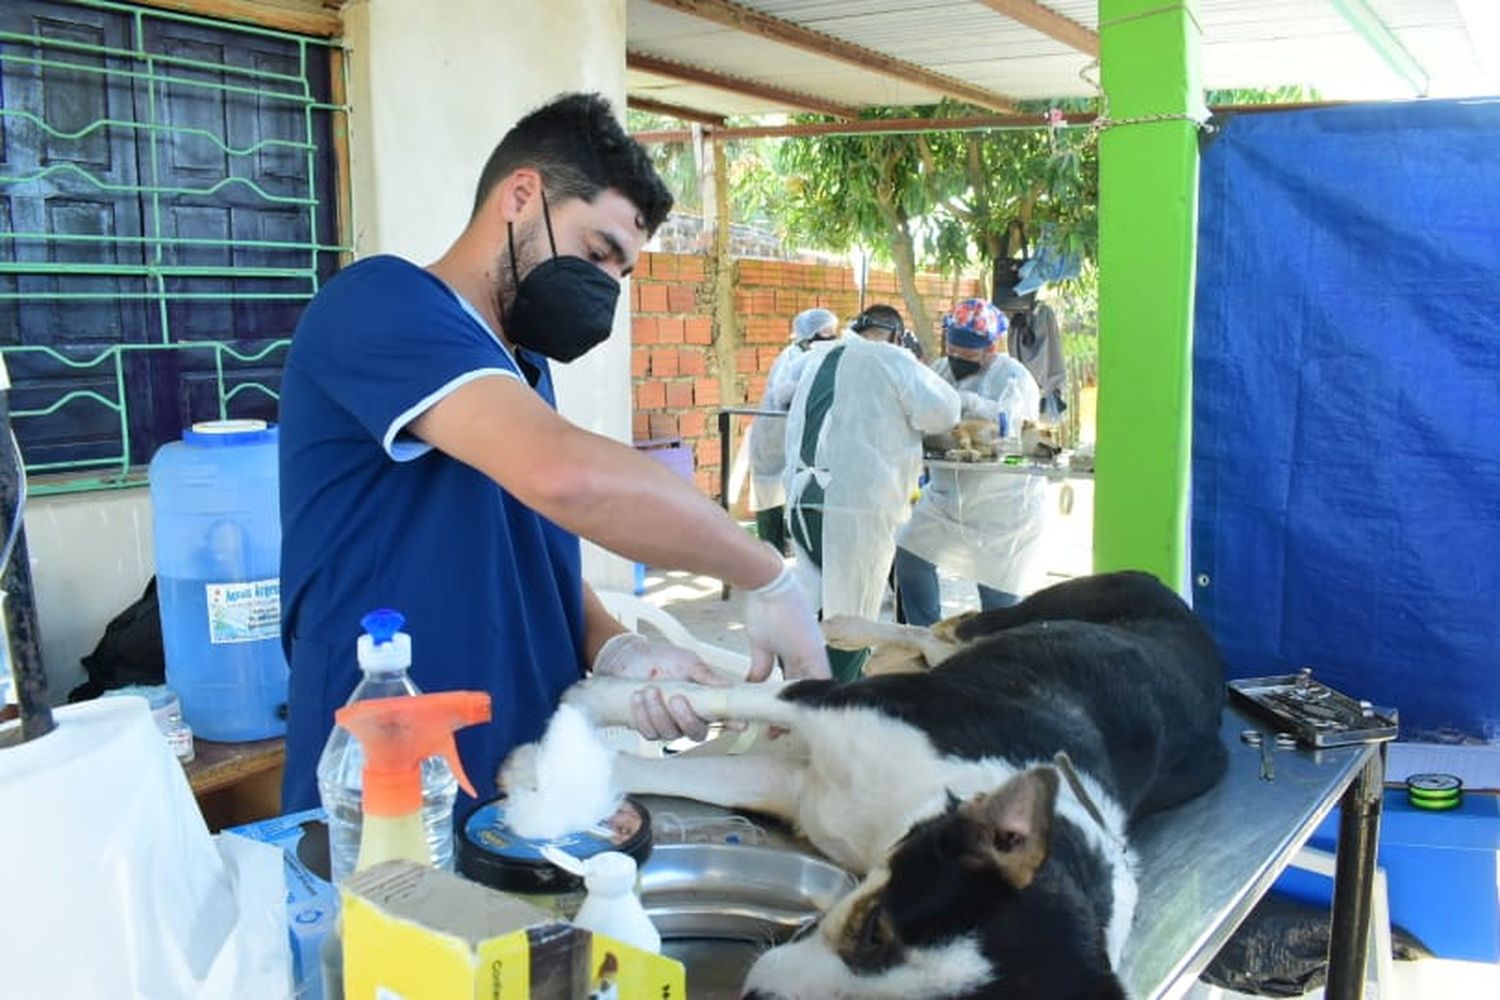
[957,766,1059,888]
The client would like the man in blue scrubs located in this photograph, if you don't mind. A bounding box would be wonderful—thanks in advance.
[278,94,829,814]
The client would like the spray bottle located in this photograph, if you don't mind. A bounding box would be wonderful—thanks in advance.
[321,690,491,998]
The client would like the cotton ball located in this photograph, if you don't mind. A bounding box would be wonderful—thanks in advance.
[505,704,622,840]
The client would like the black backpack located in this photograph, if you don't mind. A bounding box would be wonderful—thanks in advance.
[68,577,165,702]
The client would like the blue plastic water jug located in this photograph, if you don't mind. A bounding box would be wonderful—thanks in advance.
[148,420,287,741]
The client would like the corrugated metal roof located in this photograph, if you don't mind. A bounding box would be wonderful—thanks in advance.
[625,0,1497,120]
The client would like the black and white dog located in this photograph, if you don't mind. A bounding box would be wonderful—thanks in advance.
[527,571,1228,999]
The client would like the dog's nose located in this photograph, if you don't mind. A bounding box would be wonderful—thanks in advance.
[741,992,778,1000]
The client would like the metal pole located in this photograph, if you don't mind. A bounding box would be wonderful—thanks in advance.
[718,409,732,600]
[0,370,54,746]
[1324,744,1388,999]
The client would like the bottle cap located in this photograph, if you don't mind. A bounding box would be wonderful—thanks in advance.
[358,608,412,672]
[583,851,638,895]
[182,419,277,447]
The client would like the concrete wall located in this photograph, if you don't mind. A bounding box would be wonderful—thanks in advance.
[24,491,155,702]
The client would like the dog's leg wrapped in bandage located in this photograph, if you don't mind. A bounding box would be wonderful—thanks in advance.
[537,678,808,822]
[564,678,798,729]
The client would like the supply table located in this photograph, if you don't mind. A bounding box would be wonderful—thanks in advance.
[1122,705,1386,999]
[187,735,285,831]
[924,454,1094,481]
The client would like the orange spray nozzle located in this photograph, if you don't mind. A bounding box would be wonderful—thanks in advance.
[334,691,491,818]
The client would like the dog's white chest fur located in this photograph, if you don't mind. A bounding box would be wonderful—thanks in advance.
[792,705,1018,872]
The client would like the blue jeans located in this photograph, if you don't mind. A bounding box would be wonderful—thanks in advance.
[893,547,1019,627]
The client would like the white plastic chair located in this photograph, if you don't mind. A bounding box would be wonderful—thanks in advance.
[591,590,760,756]
[594,589,752,681]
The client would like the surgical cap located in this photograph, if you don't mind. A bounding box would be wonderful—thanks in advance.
[791,308,839,342]
[943,298,1007,348]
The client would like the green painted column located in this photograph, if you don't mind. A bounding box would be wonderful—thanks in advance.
[1093,0,1203,589]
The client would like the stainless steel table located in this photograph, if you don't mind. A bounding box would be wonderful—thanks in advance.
[641,701,1387,1000]
[924,455,1094,481]
[1123,705,1387,999]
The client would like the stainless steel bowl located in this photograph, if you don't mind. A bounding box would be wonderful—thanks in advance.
[640,841,855,998]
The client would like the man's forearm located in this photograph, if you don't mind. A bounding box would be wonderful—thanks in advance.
[542,432,782,590]
[411,376,782,591]
[580,581,628,669]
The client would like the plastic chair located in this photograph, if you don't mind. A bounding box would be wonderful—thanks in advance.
[592,589,761,756]
[594,589,752,681]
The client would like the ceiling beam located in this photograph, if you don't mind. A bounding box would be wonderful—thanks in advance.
[976,0,1098,58]
[629,100,1356,144]
[131,0,341,37]
[627,95,728,128]
[628,51,858,118]
[643,0,1017,112]
[633,110,1099,144]
[1330,0,1429,96]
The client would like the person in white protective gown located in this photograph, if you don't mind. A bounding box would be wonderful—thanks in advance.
[746,308,840,554]
[894,298,1045,626]
[782,305,961,679]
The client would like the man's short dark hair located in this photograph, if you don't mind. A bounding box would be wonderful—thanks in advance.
[472,93,673,234]
[852,304,906,338]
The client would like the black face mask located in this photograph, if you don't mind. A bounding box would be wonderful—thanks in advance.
[948,356,982,381]
[503,193,621,363]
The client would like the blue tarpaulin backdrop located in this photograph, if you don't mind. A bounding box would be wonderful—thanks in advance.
[1192,99,1500,742]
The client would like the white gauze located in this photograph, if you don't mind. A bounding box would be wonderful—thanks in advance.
[504,704,622,840]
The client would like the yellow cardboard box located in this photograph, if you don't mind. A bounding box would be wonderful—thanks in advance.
[341,860,684,999]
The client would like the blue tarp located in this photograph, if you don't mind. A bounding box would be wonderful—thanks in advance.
[1192,99,1500,742]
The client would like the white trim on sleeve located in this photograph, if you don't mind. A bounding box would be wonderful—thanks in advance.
[381,367,520,461]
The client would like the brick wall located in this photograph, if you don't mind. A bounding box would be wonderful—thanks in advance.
[631,252,983,507]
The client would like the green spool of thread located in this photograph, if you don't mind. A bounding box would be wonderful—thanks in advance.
[1405,773,1462,811]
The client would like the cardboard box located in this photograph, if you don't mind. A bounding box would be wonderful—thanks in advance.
[225,807,338,999]
[342,860,684,999]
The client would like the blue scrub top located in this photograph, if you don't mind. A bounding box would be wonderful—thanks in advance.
[277,255,586,814]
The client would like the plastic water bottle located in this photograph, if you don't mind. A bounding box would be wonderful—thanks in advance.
[149,419,286,741]
[316,609,459,884]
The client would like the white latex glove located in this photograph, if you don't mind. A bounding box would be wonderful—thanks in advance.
[959,390,999,422]
[744,552,832,681]
[591,632,727,742]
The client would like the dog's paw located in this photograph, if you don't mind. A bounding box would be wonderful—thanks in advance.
[931,610,979,644]
[496,740,540,795]
[822,614,879,650]
[945,447,981,463]
[864,644,930,676]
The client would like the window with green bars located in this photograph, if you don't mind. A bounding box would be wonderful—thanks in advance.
[0,0,349,494]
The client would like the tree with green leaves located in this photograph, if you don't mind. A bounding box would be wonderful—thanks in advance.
[763,106,947,345]
[756,101,1098,355]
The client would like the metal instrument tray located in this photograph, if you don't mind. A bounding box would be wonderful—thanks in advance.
[1228,670,1398,747]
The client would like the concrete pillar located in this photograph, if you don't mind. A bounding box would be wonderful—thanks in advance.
[1093,0,1203,590]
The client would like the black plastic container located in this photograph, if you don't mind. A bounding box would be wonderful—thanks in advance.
[457,795,653,917]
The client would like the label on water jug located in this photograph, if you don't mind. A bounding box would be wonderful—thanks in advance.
[205,578,281,643]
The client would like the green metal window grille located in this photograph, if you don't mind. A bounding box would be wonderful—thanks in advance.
[0,0,350,494]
